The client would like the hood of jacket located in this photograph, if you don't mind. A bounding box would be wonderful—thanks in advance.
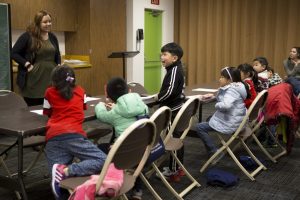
[114,93,148,118]
[220,82,247,100]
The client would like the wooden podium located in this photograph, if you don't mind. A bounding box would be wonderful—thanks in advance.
[108,51,139,79]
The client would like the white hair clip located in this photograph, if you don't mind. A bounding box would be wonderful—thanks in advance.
[66,73,74,83]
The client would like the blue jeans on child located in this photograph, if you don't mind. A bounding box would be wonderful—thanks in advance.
[196,122,218,155]
[45,134,107,177]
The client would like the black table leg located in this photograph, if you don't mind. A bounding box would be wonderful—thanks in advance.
[17,135,28,200]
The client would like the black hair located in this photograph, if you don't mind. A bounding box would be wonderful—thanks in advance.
[221,66,251,98]
[106,77,129,102]
[237,63,259,88]
[220,66,241,82]
[292,47,300,59]
[51,64,76,100]
[253,56,270,71]
[161,42,183,60]
[268,66,274,74]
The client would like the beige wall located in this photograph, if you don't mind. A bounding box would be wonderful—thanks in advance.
[65,0,126,95]
[175,0,300,86]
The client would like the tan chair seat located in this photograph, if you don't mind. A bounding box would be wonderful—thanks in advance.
[165,138,183,151]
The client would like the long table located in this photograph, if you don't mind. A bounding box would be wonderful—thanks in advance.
[0,109,47,200]
[0,88,218,199]
[184,83,218,122]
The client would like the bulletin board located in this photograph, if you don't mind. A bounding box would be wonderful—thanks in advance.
[0,3,12,90]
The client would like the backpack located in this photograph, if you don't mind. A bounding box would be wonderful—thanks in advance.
[238,155,266,171]
[136,114,166,165]
[206,168,239,188]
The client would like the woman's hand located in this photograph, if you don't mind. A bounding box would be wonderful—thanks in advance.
[27,65,34,72]
[25,62,33,72]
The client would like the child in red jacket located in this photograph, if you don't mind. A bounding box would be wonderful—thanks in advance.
[237,63,258,108]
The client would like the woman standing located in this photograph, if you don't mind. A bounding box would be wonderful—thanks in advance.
[12,10,61,106]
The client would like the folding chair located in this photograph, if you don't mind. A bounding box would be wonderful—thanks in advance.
[148,96,201,200]
[200,90,269,181]
[0,90,46,199]
[59,118,156,199]
[127,82,148,97]
[246,90,287,163]
[139,106,172,200]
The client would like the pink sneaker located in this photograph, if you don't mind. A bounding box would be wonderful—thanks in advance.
[51,164,67,199]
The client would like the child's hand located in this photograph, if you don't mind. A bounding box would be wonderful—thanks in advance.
[105,102,115,110]
[202,93,214,99]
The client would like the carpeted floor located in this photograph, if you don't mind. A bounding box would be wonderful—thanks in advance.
[0,101,300,200]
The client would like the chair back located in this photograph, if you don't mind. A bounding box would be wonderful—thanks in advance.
[0,90,28,111]
[96,119,156,191]
[166,96,200,142]
[232,90,268,138]
[127,82,148,96]
[248,90,268,122]
[150,106,172,144]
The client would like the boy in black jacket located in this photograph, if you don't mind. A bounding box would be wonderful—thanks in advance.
[155,42,185,182]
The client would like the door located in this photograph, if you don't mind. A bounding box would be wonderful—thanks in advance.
[144,9,162,94]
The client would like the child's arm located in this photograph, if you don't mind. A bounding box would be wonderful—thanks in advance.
[95,102,115,123]
[215,89,238,111]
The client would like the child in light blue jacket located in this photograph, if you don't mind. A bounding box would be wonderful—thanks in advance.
[196,67,248,155]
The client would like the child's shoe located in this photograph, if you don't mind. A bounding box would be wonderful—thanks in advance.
[161,167,181,182]
[177,168,185,177]
[131,189,143,200]
[51,164,67,199]
[161,167,173,177]
[167,173,181,182]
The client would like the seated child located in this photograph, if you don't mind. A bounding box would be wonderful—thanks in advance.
[95,77,149,200]
[253,57,270,92]
[268,67,282,87]
[196,67,248,157]
[238,63,257,108]
[43,65,107,200]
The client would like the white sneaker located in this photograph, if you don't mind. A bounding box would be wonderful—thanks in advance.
[156,167,173,179]
[162,167,174,177]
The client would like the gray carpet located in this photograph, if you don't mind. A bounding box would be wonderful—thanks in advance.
[0,101,300,200]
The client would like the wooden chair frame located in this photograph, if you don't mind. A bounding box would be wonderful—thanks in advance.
[139,106,172,200]
[60,119,156,199]
[144,97,201,200]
